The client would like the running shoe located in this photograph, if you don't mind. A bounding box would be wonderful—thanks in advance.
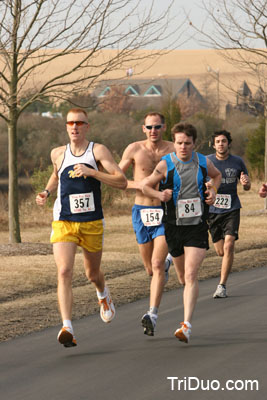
[213,284,227,298]
[174,322,191,343]
[141,312,157,336]
[98,289,116,323]
[165,253,173,283]
[57,327,77,348]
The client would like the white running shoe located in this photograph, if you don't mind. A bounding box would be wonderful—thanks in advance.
[213,284,227,298]
[98,288,116,323]
[165,253,173,283]
[174,321,191,343]
[141,312,157,336]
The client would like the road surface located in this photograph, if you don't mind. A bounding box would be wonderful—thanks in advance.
[1,267,266,400]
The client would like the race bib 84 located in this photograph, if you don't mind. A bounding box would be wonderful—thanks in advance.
[178,198,202,218]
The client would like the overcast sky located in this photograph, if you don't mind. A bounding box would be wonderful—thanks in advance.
[146,0,211,50]
[111,0,212,50]
[144,0,265,50]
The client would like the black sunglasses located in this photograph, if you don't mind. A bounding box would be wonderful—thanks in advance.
[145,124,163,130]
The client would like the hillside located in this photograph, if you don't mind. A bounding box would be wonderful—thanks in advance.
[0,48,262,117]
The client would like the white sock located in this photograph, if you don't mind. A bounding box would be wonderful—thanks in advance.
[149,306,158,315]
[97,287,108,299]
[184,321,192,329]
[63,320,73,333]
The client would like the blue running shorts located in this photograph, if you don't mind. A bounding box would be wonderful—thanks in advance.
[132,204,165,244]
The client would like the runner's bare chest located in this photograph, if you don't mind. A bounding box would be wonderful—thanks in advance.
[134,146,166,179]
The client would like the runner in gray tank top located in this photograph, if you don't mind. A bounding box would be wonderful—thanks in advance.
[142,122,221,343]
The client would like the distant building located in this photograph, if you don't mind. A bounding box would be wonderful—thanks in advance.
[93,77,203,111]
[41,111,62,118]
[226,80,264,116]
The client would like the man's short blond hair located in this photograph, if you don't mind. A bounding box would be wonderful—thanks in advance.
[67,108,88,120]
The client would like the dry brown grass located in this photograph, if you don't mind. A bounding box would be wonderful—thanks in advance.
[1,182,267,342]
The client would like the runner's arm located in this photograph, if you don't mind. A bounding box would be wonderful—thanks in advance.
[240,171,251,191]
[141,160,172,202]
[259,183,267,198]
[119,144,141,190]
[74,144,127,189]
[205,158,222,205]
[36,149,59,206]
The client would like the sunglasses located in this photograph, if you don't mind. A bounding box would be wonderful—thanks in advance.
[145,124,163,130]
[66,121,88,126]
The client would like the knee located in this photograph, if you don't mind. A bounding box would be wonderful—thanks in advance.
[224,241,235,255]
[216,248,224,257]
[184,270,198,285]
[58,266,73,282]
[151,259,164,276]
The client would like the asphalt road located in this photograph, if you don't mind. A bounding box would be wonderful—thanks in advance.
[1,267,266,400]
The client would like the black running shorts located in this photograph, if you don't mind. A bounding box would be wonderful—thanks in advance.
[164,221,209,258]
[208,209,240,243]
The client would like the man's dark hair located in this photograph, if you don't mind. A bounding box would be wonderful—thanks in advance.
[211,130,232,145]
[171,122,197,143]
[144,112,165,124]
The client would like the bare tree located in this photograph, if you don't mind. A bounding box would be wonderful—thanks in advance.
[0,0,186,242]
[176,92,203,120]
[98,86,132,114]
[188,0,267,203]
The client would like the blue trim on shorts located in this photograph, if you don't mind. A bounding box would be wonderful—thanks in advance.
[132,204,165,244]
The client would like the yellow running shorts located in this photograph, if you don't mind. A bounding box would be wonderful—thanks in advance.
[50,219,104,252]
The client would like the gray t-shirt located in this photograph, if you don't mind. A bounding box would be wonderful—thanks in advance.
[207,153,248,214]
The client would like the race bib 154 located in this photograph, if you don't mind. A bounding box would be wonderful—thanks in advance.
[140,208,163,226]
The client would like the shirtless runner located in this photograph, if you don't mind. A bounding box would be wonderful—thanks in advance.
[119,112,174,336]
